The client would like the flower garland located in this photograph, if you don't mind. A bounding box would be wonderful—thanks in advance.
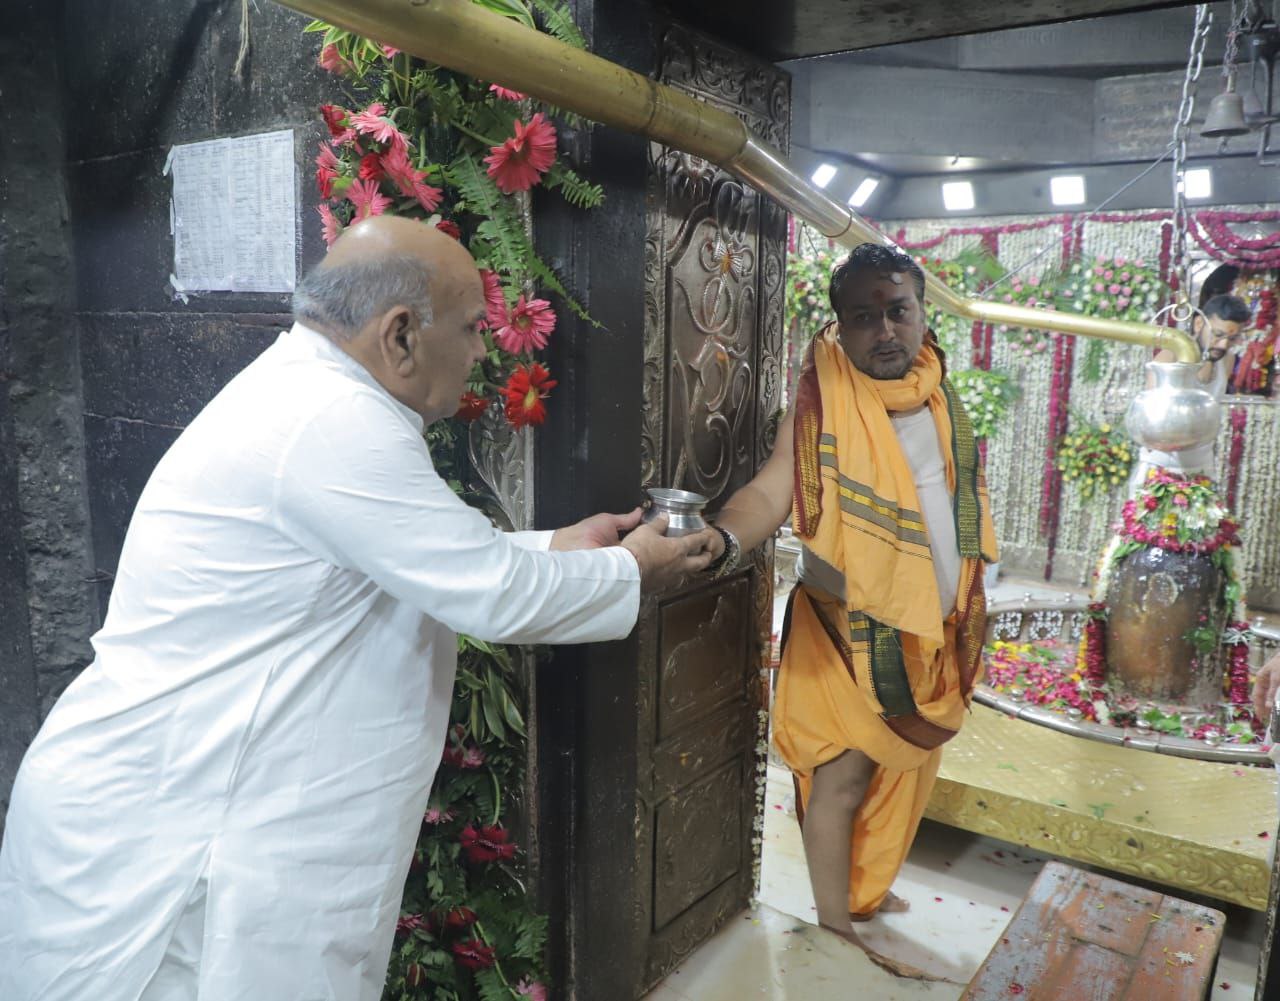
[1040,334,1075,579]
[1225,406,1248,511]
[1231,281,1276,395]
[1052,255,1167,379]
[310,8,602,998]
[950,369,1016,439]
[309,13,604,432]
[1191,214,1280,267]
[1056,419,1134,500]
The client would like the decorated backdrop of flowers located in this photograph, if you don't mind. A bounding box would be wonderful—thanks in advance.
[309,6,603,433]
[310,5,599,998]
[949,368,1016,440]
[1055,419,1133,500]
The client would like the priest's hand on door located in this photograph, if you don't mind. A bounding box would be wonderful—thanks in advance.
[621,516,717,591]
[549,507,644,551]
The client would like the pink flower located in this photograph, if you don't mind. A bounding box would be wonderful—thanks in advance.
[1028,276,1040,287]
[422,805,455,824]
[1116,257,1127,267]
[350,102,408,150]
[1104,269,1114,280]
[346,177,392,220]
[317,204,343,248]
[1108,284,1121,295]
[490,83,527,102]
[1094,282,1105,293]
[381,44,400,58]
[380,145,442,212]
[495,295,556,353]
[461,746,485,768]
[517,979,549,1001]
[1117,297,1130,309]
[318,43,351,76]
[480,269,509,329]
[484,112,557,194]
[314,143,339,199]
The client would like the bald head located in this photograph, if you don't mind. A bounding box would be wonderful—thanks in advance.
[293,215,488,424]
[293,216,478,341]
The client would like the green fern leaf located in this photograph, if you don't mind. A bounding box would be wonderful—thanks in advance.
[544,162,605,209]
[530,0,587,48]
[474,967,510,1001]
[513,913,549,959]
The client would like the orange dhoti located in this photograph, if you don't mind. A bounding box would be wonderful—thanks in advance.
[772,584,971,917]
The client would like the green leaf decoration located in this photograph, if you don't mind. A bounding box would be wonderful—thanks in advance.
[545,161,606,209]
[531,0,588,48]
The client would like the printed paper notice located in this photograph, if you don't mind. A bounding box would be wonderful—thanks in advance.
[166,129,296,293]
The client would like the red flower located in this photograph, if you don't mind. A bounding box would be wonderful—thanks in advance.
[396,912,426,937]
[443,906,478,930]
[435,219,461,240]
[318,43,352,76]
[495,295,556,354]
[479,269,508,329]
[484,112,557,194]
[455,392,489,422]
[358,152,385,182]
[404,962,427,987]
[314,143,339,199]
[381,144,442,212]
[452,938,497,970]
[319,104,353,143]
[317,204,343,248]
[350,102,408,150]
[489,83,527,102]
[460,824,518,863]
[346,177,391,221]
[502,363,557,429]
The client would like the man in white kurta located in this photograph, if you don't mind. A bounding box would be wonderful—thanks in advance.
[0,218,711,1000]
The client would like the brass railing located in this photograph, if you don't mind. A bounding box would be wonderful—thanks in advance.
[276,0,1200,364]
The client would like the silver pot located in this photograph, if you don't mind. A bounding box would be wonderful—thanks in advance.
[641,488,709,537]
[1124,362,1220,453]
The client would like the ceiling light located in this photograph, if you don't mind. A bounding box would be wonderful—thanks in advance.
[1179,167,1213,200]
[941,180,975,212]
[1050,175,1086,206]
[810,163,837,188]
[848,177,880,208]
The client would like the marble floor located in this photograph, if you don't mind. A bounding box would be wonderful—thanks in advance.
[641,574,1272,1000]
[642,768,1266,1000]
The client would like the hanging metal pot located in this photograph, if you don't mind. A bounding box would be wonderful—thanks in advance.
[1124,361,1221,453]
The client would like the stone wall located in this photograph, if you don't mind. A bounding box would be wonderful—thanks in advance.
[0,0,334,822]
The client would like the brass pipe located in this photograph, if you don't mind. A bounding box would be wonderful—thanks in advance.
[276,0,1201,364]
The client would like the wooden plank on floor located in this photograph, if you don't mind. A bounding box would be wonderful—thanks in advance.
[963,861,1225,1000]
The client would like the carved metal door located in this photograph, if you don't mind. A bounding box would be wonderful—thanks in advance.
[632,25,790,993]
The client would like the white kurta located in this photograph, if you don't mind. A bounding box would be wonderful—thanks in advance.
[0,323,639,1001]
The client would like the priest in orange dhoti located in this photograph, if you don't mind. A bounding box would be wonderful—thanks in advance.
[702,243,997,963]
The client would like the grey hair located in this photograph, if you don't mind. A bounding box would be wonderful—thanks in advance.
[292,253,434,340]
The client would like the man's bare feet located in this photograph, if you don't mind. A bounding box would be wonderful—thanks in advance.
[818,923,934,981]
[850,889,910,922]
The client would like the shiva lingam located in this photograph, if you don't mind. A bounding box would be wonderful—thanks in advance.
[975,360,1267,762]
[1105,362,1226,707]
[641,488,709,538]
